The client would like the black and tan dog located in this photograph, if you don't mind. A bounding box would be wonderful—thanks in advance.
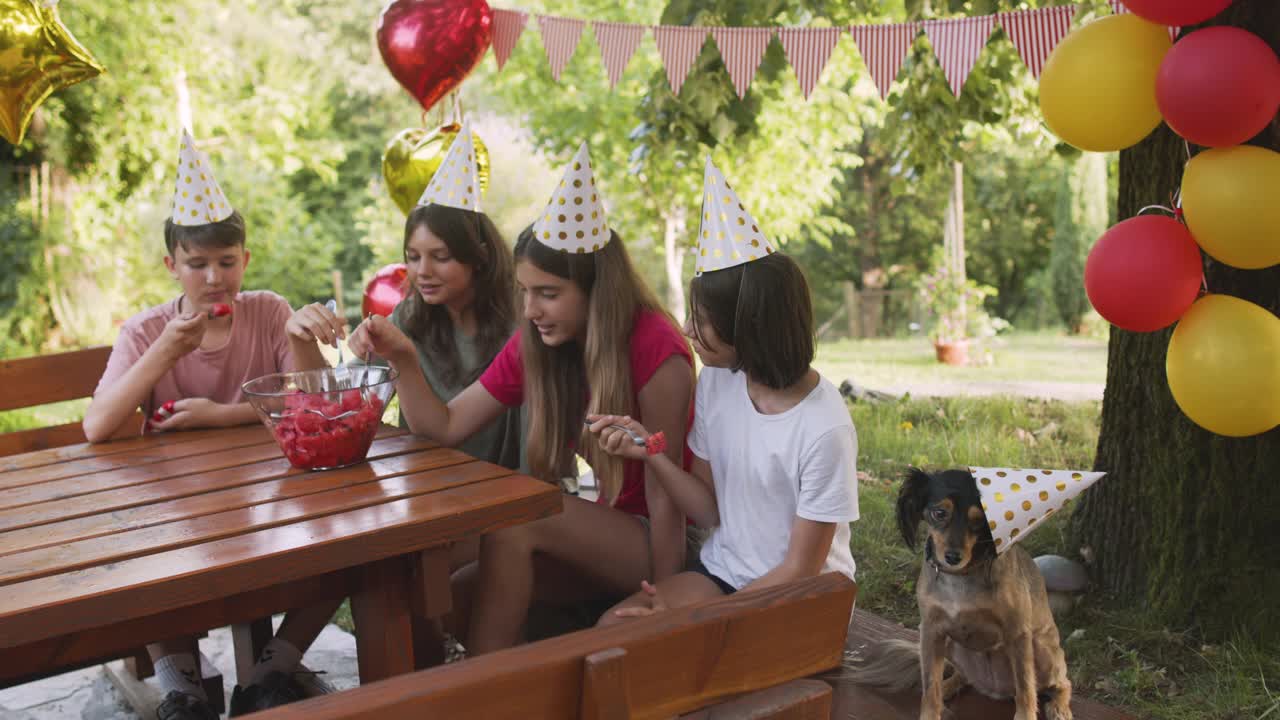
[849,468,1073,720]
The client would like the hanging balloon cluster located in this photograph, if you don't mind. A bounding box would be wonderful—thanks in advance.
[0,0,105,145]
[364,0,494,316]
[1039,0,1280,438]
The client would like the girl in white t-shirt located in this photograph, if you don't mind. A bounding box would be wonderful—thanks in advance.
[588,249,859,621]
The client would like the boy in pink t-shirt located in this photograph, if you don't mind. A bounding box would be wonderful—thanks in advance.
[89,288,293,435]
[83,131,325,720]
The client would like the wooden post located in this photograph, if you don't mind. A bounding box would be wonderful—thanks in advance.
[842,281,859,339]
[28,165,38,220]
[39,162,51,225]
[332,270,345,319]
[175,68,193,133]
[942,162,966,337]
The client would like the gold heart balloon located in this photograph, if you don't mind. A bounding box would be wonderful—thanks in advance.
[382,123,489,216]
[0,0,106,145]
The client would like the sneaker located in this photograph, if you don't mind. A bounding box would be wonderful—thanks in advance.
[228,671,306,716]
[156,691,219,720]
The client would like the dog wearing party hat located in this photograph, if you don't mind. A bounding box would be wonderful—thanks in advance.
[848,466,1104,720]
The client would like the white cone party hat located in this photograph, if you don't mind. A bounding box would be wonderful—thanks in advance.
[417,117,482,212]
[969,466,1106,553]
[694,156,775,275]
[532,143,610,253]
[172,129,233,226]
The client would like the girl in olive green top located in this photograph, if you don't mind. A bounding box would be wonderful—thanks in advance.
[290,203,523,468]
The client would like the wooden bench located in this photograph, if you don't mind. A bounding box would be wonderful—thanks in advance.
[253,572,856,719]
[0,345,142,456]
[0,345,217,710]
[828,608,1137,720]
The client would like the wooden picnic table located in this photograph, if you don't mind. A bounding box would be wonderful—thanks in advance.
[0,424,561,689]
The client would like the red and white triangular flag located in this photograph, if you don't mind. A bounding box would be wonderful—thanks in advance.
[709,27,775,99]
[592,21,647,89]
[653,25,709,95]
[492,9,528,71]
[538,15,585,82]
[997,7,1076,80]
[923,15,996,97]
[849,23,920,100]
[778,27,844,100]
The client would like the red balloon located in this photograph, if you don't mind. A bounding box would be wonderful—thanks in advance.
[377,0,492,113]
[362,264,410,318]
[1157,27,1280,147]
[1085,216,1204,333]
[1123,0,1232,26]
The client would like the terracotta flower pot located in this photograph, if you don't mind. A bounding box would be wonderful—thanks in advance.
[934,339,970,366]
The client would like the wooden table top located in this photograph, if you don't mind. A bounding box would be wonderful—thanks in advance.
[0,425,560,650]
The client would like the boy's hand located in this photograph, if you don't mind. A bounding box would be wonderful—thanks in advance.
[157,312,208,360]
[149,398,227,432]
[613,581,667,618]
[348,315,414,364]
[587,414,652,461]
[286,303,347,347]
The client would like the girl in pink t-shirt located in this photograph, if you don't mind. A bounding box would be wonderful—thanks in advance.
[351,145,694,655]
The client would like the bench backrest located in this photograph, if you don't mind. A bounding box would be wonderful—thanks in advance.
[0,346,141,456]
[261,572,856,720]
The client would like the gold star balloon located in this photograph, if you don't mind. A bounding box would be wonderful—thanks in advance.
[0,0,105,145]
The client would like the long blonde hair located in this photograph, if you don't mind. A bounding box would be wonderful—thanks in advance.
[514,226,680,503]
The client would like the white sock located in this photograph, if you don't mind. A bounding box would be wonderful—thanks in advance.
[248,637,303,685]
[154,653,207,702]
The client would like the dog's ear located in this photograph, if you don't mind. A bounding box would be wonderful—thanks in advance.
[897,467,932,550]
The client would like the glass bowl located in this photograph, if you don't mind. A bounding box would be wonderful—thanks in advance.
[242,366,398,470]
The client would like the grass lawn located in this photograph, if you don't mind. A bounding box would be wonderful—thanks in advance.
[814,332,1108,388]
[850,394,1278,720]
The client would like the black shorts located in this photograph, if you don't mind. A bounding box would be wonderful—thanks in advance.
[688,554,736,596]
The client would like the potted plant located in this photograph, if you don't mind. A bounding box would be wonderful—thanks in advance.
[916,255,1001,366]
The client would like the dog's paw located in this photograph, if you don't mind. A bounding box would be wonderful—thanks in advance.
[1045,698,1072,720]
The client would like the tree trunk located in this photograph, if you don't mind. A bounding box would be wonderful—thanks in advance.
[1072,0,1280,641]
[662,209,687,322]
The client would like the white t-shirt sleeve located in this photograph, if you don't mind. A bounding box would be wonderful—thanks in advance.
[796,426,860,523]
[687,371,711,460]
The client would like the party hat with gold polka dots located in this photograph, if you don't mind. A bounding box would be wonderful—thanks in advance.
[532,142,610,253]
[694,156,775,276]
[968,467,1106,553]
[171,129,233,226]
[417,116,482,212]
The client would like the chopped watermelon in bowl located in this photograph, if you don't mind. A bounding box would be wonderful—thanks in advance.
[242,366,398,470]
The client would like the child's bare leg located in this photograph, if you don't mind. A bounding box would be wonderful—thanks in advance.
[596,572,725,627]
[466,496,650,655]
[241,598,344,688]
[148,637,208,702]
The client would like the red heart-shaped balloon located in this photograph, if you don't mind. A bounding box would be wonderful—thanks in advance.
[377,0,493,113]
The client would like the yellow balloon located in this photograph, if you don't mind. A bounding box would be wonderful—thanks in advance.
[0,0,105,145]
[1039,14,1170,152]
[1167,294,1280,437]
[381,123,490,216]
[1181,146,1280,270]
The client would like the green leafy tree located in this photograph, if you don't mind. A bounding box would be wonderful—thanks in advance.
[1050,152,1107,332]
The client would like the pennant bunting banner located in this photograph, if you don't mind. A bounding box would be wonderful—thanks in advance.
[924,15,996,97]
[849,23,920,100]
[997,6,1076,79]
[482,5,1162,107]
[492,9,528,71]
[777,27,845,100]
[709,27,775,99]
[654,25,708,95]
[593,21,647,89]
[538,15,586,81]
